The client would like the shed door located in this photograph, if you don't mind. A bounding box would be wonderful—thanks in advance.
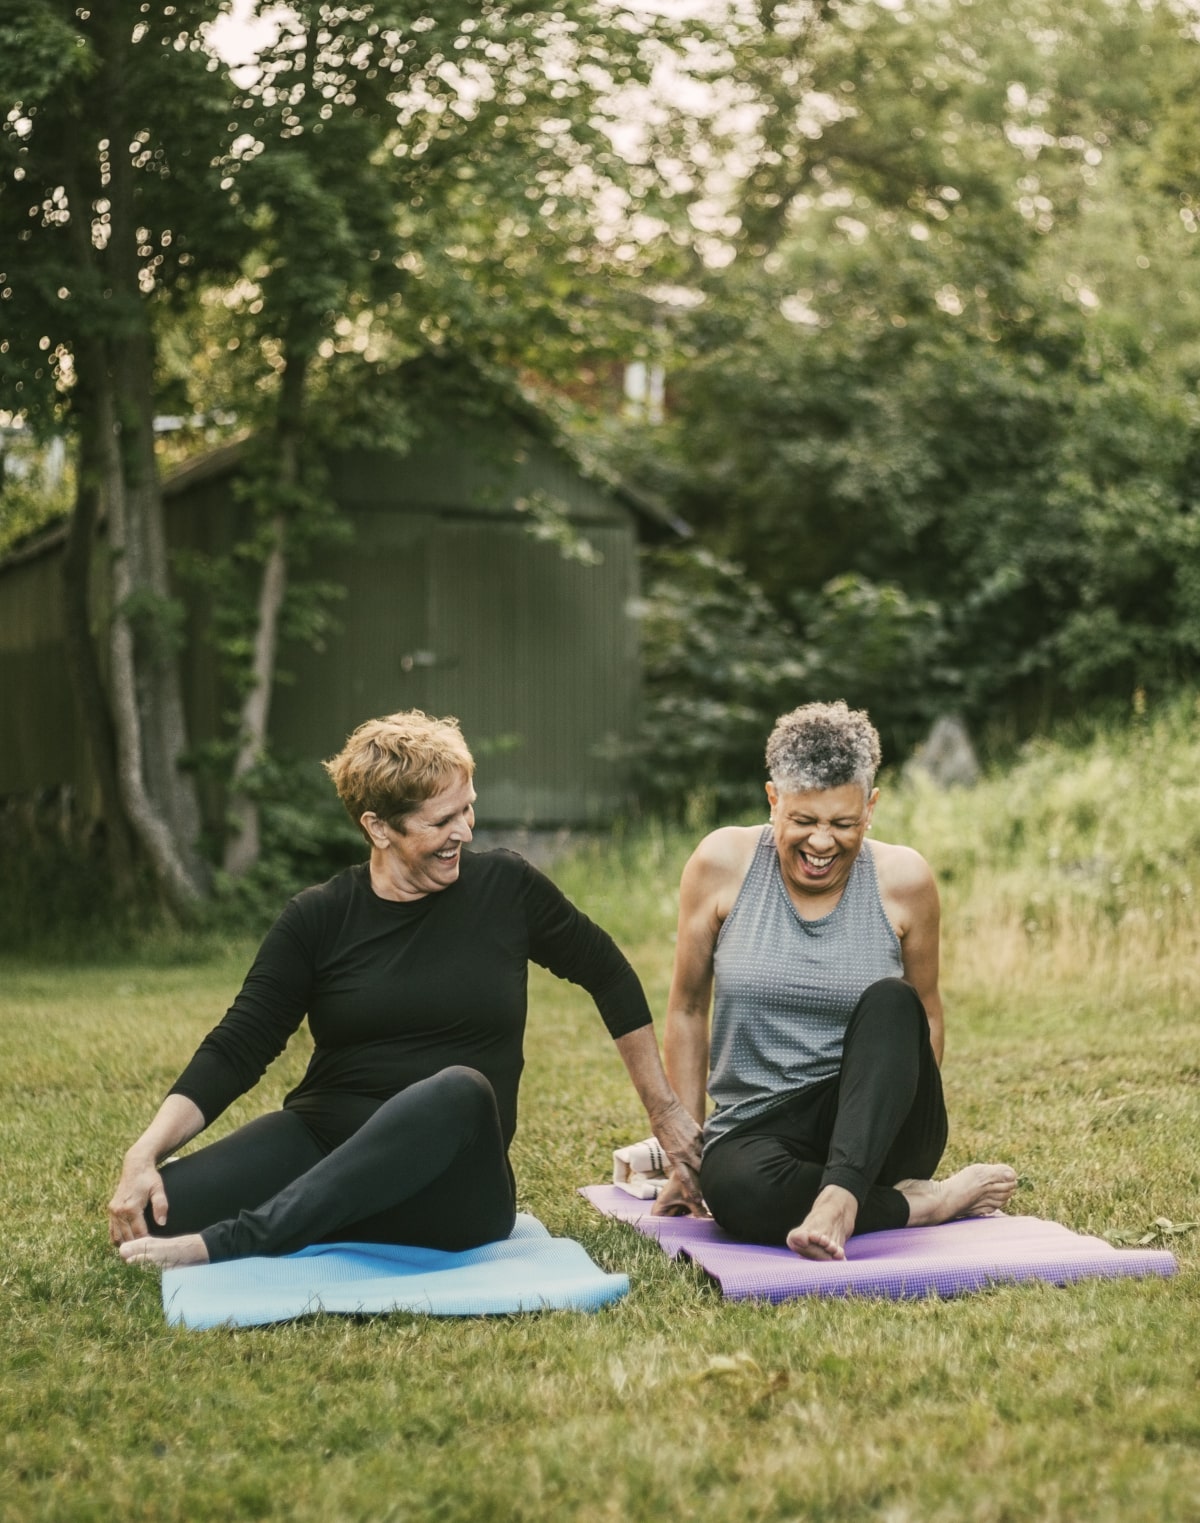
[424,521,636,825]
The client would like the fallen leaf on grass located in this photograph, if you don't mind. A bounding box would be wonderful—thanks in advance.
[1105,1218,1198,1246]
[688,1352,790,1417]
[693,1352,763,1381]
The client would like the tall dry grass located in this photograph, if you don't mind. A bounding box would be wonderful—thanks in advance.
[884,695,1200,1012]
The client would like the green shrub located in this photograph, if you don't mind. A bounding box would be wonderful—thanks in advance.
[208,755,366,933]
[628,548,958,816]
[627,546,809,817]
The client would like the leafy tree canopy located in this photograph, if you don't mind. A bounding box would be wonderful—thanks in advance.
[616,0,1200,756]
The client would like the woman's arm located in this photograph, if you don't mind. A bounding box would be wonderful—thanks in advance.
[107,1093,207,1243]
[107,895,318,1245]
[877,843,945,1065]
[519,857,706,1210]
[653,833,748,1216]
[662,868,718,1125]
[663,830,747,1122]
[612,1026,703,1209]
[168,907,314,1123]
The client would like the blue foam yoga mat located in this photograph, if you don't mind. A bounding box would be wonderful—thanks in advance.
[162,1213,628,1329]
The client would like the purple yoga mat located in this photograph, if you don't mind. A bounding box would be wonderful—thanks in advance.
[581,1184,1177,1301]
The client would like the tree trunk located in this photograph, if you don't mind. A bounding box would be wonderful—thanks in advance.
[111,326,207,859]
[221,519,288,876]
[222,348,310,877]
[99,361,207,917]
[89,8,209,912]
[60,388,138,898]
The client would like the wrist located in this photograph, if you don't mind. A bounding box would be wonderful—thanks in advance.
[125,1139,161,1168]
[649,1102,701,1142]
[647,1093,684,1124]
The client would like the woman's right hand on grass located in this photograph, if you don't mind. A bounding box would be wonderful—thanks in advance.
[106,1094,205,1245]
[107,1151,168,1244]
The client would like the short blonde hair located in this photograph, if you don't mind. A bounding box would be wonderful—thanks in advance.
[324,711,475,838]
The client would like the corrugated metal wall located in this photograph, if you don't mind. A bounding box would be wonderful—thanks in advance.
[0,419,644,827]
[0,543,95,802]
[426,521,637,823]
[270,430,641,824]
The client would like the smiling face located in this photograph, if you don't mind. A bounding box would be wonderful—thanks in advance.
[766,779,877,904]
[362,774,476,901]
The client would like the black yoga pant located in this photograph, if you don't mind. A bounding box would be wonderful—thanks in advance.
[149,1066,516,1263]
[700,978,948,1246]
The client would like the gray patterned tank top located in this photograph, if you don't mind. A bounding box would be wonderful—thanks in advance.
[705,828,903,1150]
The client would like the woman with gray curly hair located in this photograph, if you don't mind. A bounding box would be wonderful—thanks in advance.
[659,700,1015,1259]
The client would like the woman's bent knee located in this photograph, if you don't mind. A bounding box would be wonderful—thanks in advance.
[701,1141,820,1243]
[853,977,927,1037]
[426,1064,493,1102]
[859,976,923,1010]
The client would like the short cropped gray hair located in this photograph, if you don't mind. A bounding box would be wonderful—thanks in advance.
[766,700,882,796]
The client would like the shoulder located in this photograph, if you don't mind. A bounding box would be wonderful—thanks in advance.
[460,846,537,890]
[252,865,365,964]
[685,825,761,877]
[681,825,763,913]
[464,845,525,870]
[867,839,934,891]
[283,863,364,923]
[460,847,563,916]
[866,840,939,932]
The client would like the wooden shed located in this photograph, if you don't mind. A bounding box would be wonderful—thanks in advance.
[0,367,685,829]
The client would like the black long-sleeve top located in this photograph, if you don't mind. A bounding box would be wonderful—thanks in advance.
[169,850,651,1154]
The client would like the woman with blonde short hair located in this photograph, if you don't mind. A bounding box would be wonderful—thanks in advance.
[110,711,702,1267]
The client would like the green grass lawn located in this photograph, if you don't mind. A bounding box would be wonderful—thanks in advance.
[3,707,1200,1522]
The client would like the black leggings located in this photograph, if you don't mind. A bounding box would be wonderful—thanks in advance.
[149,1066,516,1263]
[700,978,948,1246]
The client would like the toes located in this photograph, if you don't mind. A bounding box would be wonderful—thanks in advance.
[786,1229,846,1261]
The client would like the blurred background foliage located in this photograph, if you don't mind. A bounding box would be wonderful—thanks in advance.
[605,0,1200,805]
[2,0,1199,905]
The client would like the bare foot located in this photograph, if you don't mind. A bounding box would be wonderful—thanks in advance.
[786,1184,859,1261]
[895,1164,1018,1228]
[119,1233,210,1269]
